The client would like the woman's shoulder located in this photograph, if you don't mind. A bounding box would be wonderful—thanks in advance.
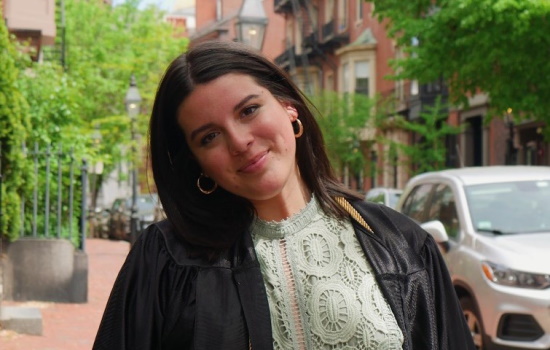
[348,198,428,253]
[137,220,230,268]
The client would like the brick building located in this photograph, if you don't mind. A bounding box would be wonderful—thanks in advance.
[191,0,284,61]
[2,0,57,62]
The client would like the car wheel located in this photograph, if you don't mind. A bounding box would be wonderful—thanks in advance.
[460,296,484,350]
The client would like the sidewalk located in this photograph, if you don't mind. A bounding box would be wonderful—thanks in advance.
[0,238,130,350]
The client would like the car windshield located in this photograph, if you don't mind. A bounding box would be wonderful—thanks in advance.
[125,195,157,215]
[465,180,550,234]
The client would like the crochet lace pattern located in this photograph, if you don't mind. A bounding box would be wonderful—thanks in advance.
[251,196,404,350]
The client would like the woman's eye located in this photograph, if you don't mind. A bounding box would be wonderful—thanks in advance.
[200,132,218,146]
[242,105,259,117]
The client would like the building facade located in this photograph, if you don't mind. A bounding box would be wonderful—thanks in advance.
[186,0,550,193]
[274,0,410,191]
[191,0,285,61]
[2,0,57,62]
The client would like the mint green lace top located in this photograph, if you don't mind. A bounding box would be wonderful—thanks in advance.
[250,196,404,350]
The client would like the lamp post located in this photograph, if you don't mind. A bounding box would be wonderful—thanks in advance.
[124,75,142,245]
[90,127,103,238]
[505,108,517,165]
[235,0,268,51]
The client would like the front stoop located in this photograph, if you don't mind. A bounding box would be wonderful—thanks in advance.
[0,306,43,335]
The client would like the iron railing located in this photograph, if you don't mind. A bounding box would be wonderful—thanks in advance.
[10,142,88,250]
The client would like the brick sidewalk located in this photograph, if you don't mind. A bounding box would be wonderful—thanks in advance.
[0,238,130,350]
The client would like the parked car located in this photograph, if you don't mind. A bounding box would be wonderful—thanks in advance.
[107,194,159,241]
[395,166,550,350]
[365,187,403,209]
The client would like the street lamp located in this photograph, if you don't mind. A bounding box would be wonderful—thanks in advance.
[124,74,142,245]
[505,108,517,165]
[90,127,103,238]
[235,0,268,51]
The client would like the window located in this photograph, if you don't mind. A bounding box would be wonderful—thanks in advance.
[356,0,364,21]
[342,62,350,93]
[401,184,433,222]
[325,0,334,23]
[354,60,369,95]
[410,80,419,96]
[338,0,348,31]
[428,184,460,239]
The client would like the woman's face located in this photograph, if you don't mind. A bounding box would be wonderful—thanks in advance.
[177,73,304,206]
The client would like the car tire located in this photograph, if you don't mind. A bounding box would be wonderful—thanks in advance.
[460,296,484,350]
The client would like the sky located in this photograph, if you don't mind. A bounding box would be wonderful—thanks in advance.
[111,0,176,11]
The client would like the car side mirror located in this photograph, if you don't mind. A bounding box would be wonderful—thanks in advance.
[421,220,450,253]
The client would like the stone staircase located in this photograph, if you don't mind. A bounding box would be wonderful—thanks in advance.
[0,250,43,335]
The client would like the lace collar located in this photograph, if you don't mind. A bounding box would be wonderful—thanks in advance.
[251,195,319,239]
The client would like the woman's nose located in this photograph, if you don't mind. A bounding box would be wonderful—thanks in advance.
[227,128,253,155]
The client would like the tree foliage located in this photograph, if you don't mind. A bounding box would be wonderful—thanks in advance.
[1,0,187,241]
[62,0,188,177]
[0,13,32,240]
[311,92,376,174]
[367,0,550,132]
[396,97,464,175]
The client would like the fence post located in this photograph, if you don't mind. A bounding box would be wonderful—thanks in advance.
[68,147,75,240]
[32,142,38,237]
[0,141,3,257]
[44,144,51,237]
[56,145,62,238]
[80,159,87,252]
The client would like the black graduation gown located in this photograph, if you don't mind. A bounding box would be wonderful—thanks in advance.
[93,199,475,350]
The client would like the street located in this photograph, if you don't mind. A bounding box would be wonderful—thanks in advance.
[0,239,129,350]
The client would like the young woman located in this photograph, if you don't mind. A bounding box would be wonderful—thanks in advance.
[93,41,475,350]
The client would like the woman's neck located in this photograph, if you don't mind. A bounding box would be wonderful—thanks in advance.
[251,179,311,222]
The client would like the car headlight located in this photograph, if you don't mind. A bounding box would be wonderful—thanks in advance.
[482,261,550,289]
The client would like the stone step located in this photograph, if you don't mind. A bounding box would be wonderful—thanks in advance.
[0,306,43,335]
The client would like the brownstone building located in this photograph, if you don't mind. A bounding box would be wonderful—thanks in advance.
[2,0,57,61]
[191,0,285,61]
[188,0,550,193]
[273,0,410,191]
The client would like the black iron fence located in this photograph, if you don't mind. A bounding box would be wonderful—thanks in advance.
[0,142,88,252]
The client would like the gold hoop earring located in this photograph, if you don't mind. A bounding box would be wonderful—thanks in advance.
[197,173,217,194]
[294,119,304,138]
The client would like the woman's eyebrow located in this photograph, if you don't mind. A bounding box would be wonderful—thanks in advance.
[189,94,261,141]
[190,122,215,141]
[233,94,260,113]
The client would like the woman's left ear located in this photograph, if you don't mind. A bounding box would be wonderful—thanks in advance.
[282,103,298,121]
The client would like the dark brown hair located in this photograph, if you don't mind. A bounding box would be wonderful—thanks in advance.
[149,40,360,255]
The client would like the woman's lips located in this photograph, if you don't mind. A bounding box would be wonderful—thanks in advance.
[239,151,268,173]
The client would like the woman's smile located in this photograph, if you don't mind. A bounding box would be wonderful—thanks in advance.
[238,150,269,174]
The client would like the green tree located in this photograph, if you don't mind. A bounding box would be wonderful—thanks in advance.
[396,97,463,175]
[311,91,376,175]
[366,0,550,132]
[4,0,187,241]
[0,14,32,240]
[62,0,188,179]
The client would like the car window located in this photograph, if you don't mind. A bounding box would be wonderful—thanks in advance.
[428,184,460,239]
[466,180,550,234]
[366,193,385,204]
[388,192,402,208]
[401,184,433,222]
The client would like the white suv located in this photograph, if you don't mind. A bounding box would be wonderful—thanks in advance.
[395,166,550,350]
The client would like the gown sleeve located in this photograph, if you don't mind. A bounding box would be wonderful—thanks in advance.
[419,233,476,350]
[92,224,197,350]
